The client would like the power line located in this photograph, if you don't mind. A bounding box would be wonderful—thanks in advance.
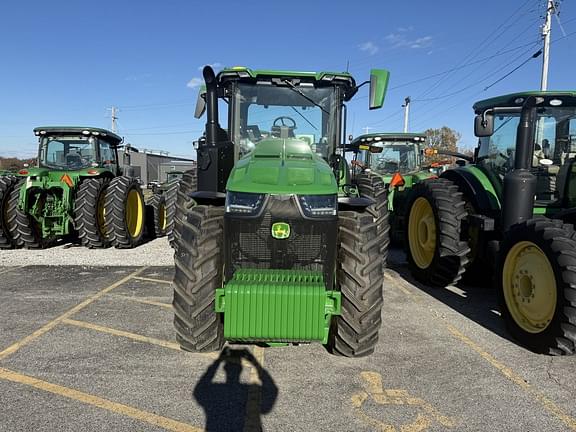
[485,49,542,91]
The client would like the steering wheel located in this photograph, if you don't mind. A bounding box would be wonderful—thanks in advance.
[272,116,297,129]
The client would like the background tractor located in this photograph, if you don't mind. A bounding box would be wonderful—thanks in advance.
[147,170,183,239]
[347,132,436,244]
[172,65,390,357]
[404,92,576,355]
[2,127,145,249]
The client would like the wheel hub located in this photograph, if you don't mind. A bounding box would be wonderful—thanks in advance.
[503,242,557,333]
[408,197,436,269]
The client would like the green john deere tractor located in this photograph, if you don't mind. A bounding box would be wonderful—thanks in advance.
[2,127,145,249]
[172,65,391,357]
[404,91,576,355]
[147,170,184,238]
[347,132,436,243]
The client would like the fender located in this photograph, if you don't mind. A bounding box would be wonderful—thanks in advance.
[189,191,226,206]
[338,196,375,211]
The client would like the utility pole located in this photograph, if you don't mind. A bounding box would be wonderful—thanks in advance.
[402,97,411,133]
[362,126,373,135]
[108,106,119,133]
[540,0,556,91]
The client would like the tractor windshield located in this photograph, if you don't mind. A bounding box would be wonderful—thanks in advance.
[39,135,98,170]
[478,105,576,202]
[231,83,338,160]
[367,141,420,174]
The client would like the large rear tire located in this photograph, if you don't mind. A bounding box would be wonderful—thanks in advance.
[327,210,385,357]
[356,172,390,262]
[0,176,18,249]
[104,176,145,249]
[405,178,470,287]
[74,177,111,248]
[5,182,45,249]
[171,170,197,249]
[497,219,576,355]
[172,205,224,352]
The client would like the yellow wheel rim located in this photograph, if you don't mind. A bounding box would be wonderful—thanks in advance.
[159,203,167,231]
[502,241,557,334]
[408,197,436,269]
[125,189,144,238]
[97,191,106,236]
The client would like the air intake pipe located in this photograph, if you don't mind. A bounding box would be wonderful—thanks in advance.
[196,65,234,193]
[203,66,220,147]
[501,97,537,231]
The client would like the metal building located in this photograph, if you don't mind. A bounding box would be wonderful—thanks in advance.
[121,151,195,184]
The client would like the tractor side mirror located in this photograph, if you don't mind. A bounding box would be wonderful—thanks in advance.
[368,69,390,110]
[474,112,494,137]
[194,85,207,119]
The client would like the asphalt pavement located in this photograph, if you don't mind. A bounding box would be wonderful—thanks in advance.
[0,261,575,432]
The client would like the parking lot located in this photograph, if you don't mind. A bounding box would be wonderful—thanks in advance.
[1,255,575,431]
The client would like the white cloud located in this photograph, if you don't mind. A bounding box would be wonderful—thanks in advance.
[358,41,379,56]
[385,32,433,49]
[197,62,222,71]
[187,77,203,88]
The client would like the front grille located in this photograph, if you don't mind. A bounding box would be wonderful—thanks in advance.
[224,195,337,289]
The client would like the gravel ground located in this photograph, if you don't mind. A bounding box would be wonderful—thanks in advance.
[0,237,175,266]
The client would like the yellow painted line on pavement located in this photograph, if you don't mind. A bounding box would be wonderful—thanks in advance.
[0,367,202,432]
[62,319,217,361]
[133,276,173,285]
[109,294,172,309]
[243,346,266,432]
[0,265,25,276]
[387,274,576,431]
[446,325,576,431]
[0,268,147,361]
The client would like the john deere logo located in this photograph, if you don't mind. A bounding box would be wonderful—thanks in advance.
[271,222,290,239]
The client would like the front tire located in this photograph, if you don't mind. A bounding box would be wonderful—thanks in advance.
[170,170,197,249]
[405,178,470,287]
[172,205,224,352]
[356,172,390,262]
[0,176,18,249]
[5,182,45,249]
[104,176,145,248]
[327,210,385,357]
[148,193,168,238]
[497,219,576,355]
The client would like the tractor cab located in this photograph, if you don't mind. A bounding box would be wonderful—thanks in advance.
[473,92,576,211]
[348,133,427,181]
[34,127,122,174]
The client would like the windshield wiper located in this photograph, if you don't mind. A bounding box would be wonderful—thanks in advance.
[290,106,318,130]
[282,79,329,115]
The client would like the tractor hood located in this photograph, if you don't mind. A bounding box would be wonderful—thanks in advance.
[226,138,337,195]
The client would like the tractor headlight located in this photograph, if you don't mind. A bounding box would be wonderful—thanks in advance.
[297,194,337,218]
[225,191,266,215]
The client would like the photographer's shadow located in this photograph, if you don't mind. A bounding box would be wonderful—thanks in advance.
[194,347,278,432]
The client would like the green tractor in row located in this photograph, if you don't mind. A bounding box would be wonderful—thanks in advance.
[0,127,146,249]
[171,65,391,357]
[147,170,184,239]
[404,92,576,355]
[347,132,437,243]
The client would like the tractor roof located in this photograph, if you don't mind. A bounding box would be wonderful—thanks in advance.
[473,91,576,113]
[217,66,358,100]
[349,132,426,148]
[33,127,122,145]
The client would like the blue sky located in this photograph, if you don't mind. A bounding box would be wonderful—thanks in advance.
[1,0,574,159]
